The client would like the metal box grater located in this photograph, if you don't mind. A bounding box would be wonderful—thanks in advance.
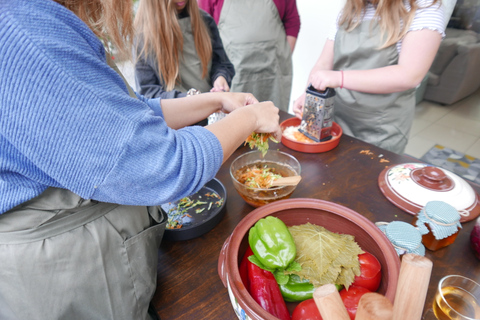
[298,85,336,142]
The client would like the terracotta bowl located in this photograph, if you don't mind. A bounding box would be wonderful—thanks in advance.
[281,117,342,153]
[230,150,301,208]
[218,198,400,320]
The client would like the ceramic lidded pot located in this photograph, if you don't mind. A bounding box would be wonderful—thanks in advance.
[218,198,401,320]
[378,163,480,223]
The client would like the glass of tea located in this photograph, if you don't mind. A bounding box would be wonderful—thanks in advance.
[424,275,480,320]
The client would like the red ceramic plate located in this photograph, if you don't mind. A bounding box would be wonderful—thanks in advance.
[280,117,342,153]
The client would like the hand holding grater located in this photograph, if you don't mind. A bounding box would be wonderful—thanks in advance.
[298,85,336,142]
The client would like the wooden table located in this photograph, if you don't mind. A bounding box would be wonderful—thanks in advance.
[152,111,480,319]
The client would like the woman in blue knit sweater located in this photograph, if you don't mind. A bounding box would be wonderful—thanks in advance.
[0,0,281,319]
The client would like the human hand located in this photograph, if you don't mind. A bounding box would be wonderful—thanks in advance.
[248,101,282,142]
[219,92,259,113]
[309,70,342,91]
[293,92,306,119]
[210,76,230,92]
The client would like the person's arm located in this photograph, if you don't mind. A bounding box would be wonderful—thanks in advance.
[206,102,282,161]
[197,0,221,24]
[308,29,442,93]
[287,35,297,52]
[281,0,301,52]
[161,92,282,161]
[159,92,242,129]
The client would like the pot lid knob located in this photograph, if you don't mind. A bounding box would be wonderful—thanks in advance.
[423,167,446,182]
[411,166,454,191]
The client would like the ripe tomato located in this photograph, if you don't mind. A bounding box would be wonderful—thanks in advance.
[292,298,323,320]
[351,252,382,292]
[339,285,371,320]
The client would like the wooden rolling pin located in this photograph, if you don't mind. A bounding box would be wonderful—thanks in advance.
[355,292,393,320]
[313,284,350,320]
[392,253,433,320]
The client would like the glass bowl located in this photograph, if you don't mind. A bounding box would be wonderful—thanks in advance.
[230,150,301,207]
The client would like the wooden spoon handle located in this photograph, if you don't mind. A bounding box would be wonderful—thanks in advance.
[356,292,393,320]
[270,176,302,187]
[313,284,350,320]
[392,253,433,320]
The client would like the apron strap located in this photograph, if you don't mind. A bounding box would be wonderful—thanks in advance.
[0,201,119,244]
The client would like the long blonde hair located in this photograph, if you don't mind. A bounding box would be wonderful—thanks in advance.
[338,0,440,48]
[54,0,134,59]
[134,0,213,91]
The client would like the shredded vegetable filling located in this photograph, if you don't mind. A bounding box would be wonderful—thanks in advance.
[245,133,278,156]
[238,164,283,189]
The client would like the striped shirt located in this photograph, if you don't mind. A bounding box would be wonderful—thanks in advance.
[328,0,446,53]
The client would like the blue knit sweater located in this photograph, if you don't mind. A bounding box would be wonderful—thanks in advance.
[0,0,223,214]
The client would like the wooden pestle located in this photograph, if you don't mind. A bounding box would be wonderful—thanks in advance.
[392,253,433,320]
[355,292,393,320]
[313,284,350,320]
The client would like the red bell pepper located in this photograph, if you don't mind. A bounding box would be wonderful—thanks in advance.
[239,246,291,320]
[239,246,251,290]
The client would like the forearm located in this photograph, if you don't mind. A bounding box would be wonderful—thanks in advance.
[206,107,257,162]
[341,66,422,93]
[287,35,296,52]
[342,29,442,93]
[161,93,223,129]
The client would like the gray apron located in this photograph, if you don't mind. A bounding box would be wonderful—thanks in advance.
[217,0,293,112]
[0,56,167,320]
[175,16,212,94]
[333,21,415,154]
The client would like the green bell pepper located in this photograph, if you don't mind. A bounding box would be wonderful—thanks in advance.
[279,275,345,302]
[279,274,315,302]
[248,216,296,270]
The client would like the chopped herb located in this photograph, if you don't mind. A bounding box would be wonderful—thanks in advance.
[164,191,223,229]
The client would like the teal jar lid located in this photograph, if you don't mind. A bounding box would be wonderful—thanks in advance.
[376,221,425,256]
[416,201,462,240]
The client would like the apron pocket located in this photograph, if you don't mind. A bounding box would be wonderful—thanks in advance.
[125,218,166,317]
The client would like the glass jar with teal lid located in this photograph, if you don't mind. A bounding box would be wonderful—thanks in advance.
[376,221,425,256]
[413,200,462,251]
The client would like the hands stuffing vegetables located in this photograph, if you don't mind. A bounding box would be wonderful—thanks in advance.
[240,216,382,320]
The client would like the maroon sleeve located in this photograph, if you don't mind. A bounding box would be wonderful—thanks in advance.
[272,0,301,38]
[197,0,224,25]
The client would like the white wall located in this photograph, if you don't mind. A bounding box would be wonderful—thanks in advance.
[288,0,345,114]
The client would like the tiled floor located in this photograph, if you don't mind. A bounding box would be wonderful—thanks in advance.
[405,87,480,159]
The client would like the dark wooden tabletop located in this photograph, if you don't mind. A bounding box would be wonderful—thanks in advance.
[152,111,480,320]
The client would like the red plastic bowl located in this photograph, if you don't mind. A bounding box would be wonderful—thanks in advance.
[218,198,400,320]
[281,117,342,153]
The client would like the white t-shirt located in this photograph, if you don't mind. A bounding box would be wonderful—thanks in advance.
[328,0,446,53]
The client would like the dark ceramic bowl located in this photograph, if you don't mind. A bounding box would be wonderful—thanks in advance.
[218,198,400,320]
[162,178,226,241]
